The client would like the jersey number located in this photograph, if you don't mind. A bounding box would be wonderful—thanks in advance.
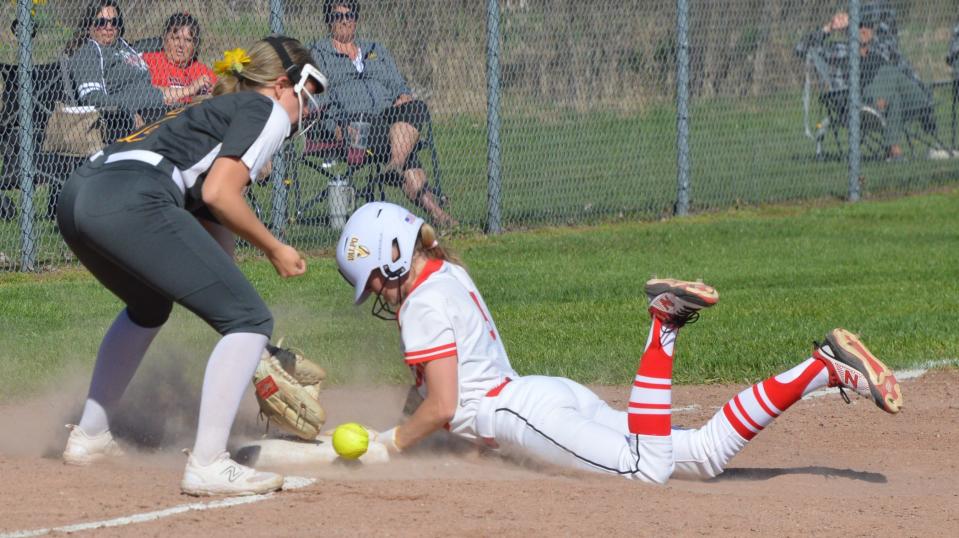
[469,291,498,341]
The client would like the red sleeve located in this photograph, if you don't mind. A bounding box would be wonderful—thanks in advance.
[188,61,217,85]
[142,52,168,87]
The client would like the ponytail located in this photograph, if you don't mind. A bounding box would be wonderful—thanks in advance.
[211,37,314,96]
[212,74,241,96]
[414,223,462,267]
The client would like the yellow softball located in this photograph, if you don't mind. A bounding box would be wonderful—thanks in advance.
[331,422,369,460]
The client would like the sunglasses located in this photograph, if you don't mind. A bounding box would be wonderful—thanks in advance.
[93,17,119,28]
[329,11,357,23]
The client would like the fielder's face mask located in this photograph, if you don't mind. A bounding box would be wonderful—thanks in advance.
[263,36,329,138]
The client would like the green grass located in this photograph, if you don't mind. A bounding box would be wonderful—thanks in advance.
[2,189,958,400]
[5,87,959,267]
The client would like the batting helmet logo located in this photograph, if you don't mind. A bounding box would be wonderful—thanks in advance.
[346,236,370,261]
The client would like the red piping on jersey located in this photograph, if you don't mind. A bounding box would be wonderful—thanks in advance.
[469,291,497,340]
[404,342,458,366]
[409,259,444,295]
[397,259,444,326]
[405,342,457,358]
[405,348,458,365]
[486,377,512,397]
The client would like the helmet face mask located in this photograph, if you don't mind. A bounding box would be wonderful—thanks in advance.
[336,202,424,307]
[262,36,329,138]
[292,63,328,137]
[370,292,398,320]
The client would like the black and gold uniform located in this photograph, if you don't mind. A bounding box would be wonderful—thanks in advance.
[56,92,290,335]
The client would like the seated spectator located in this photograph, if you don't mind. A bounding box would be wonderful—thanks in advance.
[946,22,959,79]
[142,12,215,105]
[63,1,202,140]
[796,4,937,161]
[860,26,931,160]
[310,0,454,227]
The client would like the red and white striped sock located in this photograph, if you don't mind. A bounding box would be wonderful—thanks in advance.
[628,318,675,436]
[721,358,829,441]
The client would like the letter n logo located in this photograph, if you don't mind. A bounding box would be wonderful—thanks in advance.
[843,370,860,387]
[221,465,242,482]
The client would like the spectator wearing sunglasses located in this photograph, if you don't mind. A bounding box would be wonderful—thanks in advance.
[64,1,199,140]
[310,0,454,227]
[142,12,216,105]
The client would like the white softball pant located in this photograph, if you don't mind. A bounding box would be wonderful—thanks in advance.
[474,375,747,484]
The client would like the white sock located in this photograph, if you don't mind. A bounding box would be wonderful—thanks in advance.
[78,309,160,436]
[191,332,267,465]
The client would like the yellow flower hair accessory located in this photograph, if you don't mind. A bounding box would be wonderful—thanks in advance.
[213,48,252,77]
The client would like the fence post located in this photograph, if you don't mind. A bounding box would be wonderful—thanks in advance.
[485,0,502,235]
[268,0,288,238]
[674,0,691,216]
[847,0,862,202]
[15,0,37,271]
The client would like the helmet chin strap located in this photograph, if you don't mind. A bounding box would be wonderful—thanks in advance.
[370,272,410,321]
[370,293,397,321]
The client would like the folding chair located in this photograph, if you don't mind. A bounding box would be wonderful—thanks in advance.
[0,60,87,220]
[803,56,949,161]
[287,112,445,228]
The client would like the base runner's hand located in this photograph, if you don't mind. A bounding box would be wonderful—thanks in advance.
[269,244,306,277]
[376,427,402,453]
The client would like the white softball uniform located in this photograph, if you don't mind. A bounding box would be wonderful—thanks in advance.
[397,261,745,483]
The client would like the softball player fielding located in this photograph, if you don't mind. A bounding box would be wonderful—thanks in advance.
[336,202,903,482]
[57,36,328,496]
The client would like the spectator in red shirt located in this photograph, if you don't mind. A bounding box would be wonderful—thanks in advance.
[142,12,215,104]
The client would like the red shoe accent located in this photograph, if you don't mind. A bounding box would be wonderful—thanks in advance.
[817,328,903,414]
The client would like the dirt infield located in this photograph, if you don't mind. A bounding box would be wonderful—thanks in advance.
[1,368,956,537]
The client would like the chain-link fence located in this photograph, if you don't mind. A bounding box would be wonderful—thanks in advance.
[2,0,958,271]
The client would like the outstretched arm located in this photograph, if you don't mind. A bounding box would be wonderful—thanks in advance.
[202,156,306,277]
[389,356,458,451]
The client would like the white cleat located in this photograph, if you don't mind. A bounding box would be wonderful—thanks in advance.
[180,450,284,497]
[62,424,125,466]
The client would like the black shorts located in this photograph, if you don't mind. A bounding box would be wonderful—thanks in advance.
[56,159,273,336]
[365,100,430,171]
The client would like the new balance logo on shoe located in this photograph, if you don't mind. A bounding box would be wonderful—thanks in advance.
[842,370,860,388]
[816,328,903,414]
[644,278,719,328]
[181,451,285,496]
[221,465,242,483]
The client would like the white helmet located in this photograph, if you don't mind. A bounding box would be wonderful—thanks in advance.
[336,202,425,304]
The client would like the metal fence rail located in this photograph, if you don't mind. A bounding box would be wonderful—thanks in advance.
[2,0,957,271]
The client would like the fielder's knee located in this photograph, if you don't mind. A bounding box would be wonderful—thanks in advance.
[126,302,173,329]
[221,310,274,338]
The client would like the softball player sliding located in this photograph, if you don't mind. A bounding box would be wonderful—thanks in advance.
[57,36,328,496]
[336,202,903,483]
